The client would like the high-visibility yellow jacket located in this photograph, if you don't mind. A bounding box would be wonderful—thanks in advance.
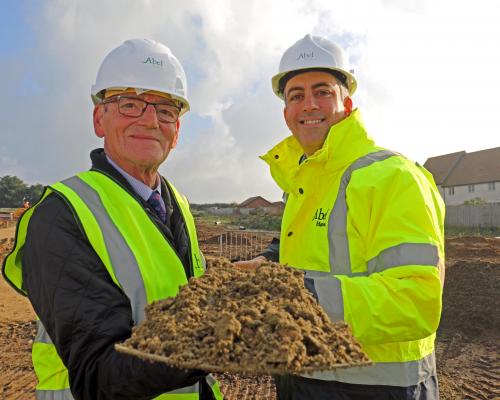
[3,170,222,399]
[261,109,445,386]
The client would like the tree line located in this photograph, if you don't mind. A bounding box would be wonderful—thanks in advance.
[0,175,44,208]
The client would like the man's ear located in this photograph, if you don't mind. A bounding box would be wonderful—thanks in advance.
[344,96,353,116]
[170,119,181,149]
[93,105,105,138]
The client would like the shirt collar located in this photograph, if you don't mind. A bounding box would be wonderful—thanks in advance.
[105,154,162,202]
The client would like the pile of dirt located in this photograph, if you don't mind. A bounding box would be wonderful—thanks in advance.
[437,236,500,399]
[446,235,500,262]
[438,259,499,340]
[118,258,370,375]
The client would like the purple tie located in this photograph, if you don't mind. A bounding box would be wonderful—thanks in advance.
[147,190,166,223]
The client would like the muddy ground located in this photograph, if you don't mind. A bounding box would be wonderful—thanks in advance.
[0,222,498,399]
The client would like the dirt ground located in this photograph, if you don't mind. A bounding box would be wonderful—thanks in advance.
[436,236,499,400]
[0,223,499,399]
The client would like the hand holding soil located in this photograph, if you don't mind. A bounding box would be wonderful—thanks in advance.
[116,258,370,375]
[232,255,267,271]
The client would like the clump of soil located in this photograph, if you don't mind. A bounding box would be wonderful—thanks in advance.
[118,258,370,375]
[0,237,14,255]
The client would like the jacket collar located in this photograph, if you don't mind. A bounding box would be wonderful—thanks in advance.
[89,148,173,212]
[90,148,136,192]
[261,109,376,191]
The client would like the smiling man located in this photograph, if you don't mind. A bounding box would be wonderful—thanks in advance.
[256,35,445,399]
[282,69,352,156]
[3,39,222,400]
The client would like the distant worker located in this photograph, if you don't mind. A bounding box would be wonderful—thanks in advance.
[12,197,31,219]
[239,34,445,399]
[3,39,222,399]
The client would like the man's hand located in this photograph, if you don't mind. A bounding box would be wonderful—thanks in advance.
[233,256,267,271]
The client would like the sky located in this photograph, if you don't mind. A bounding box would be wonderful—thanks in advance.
[1,0,499,203]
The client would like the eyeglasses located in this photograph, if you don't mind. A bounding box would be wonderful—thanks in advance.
[102,95,181,123]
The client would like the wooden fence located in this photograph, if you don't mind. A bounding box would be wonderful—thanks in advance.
[446,203,500,228]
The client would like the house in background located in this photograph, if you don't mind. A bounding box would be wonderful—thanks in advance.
[238,196,284,215]
[424,147,500,205]
[238,196,273,209]
[270,201,285,215]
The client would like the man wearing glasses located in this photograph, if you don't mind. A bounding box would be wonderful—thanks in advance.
[3,39,222,400]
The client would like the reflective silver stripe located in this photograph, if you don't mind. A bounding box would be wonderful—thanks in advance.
[167,382,199,394]
[304,270,344,321]
[328,150,396,274]
[35,320,52,344]
[206,374,217,387]
[367,243,440,274]
[36,388,74,399]
[304,351,436,386]
[61,177,148,324]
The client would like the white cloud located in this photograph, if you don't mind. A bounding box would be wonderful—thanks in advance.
[2,0,500,202]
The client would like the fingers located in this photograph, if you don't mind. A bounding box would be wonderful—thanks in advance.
[233,256,267,271]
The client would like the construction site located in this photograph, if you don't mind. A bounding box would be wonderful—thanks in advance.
[0,220,498,399]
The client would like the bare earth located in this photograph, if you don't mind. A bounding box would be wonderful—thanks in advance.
[0,223,499,399]
[0,227,15,241]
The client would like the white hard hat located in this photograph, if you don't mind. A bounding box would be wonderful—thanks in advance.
[271,34,357,99]
[91,39,190,115]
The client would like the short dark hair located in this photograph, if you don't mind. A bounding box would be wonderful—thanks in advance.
[278,68,348,96]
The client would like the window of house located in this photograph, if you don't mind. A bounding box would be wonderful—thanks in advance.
[448,187,454,195]
[488,182,496,191]
[468,185,475,193]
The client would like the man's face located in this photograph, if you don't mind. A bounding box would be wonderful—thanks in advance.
[283,71,351,156]
[93,92,180,173]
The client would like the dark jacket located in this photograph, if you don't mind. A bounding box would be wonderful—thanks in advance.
[22,149,211,399]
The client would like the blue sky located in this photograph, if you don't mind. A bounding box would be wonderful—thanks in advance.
[1,0,500,203]
[1,2,39,95]
[1,2,32,55]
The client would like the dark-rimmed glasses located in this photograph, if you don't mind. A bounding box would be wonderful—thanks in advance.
[102,96,181,123]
